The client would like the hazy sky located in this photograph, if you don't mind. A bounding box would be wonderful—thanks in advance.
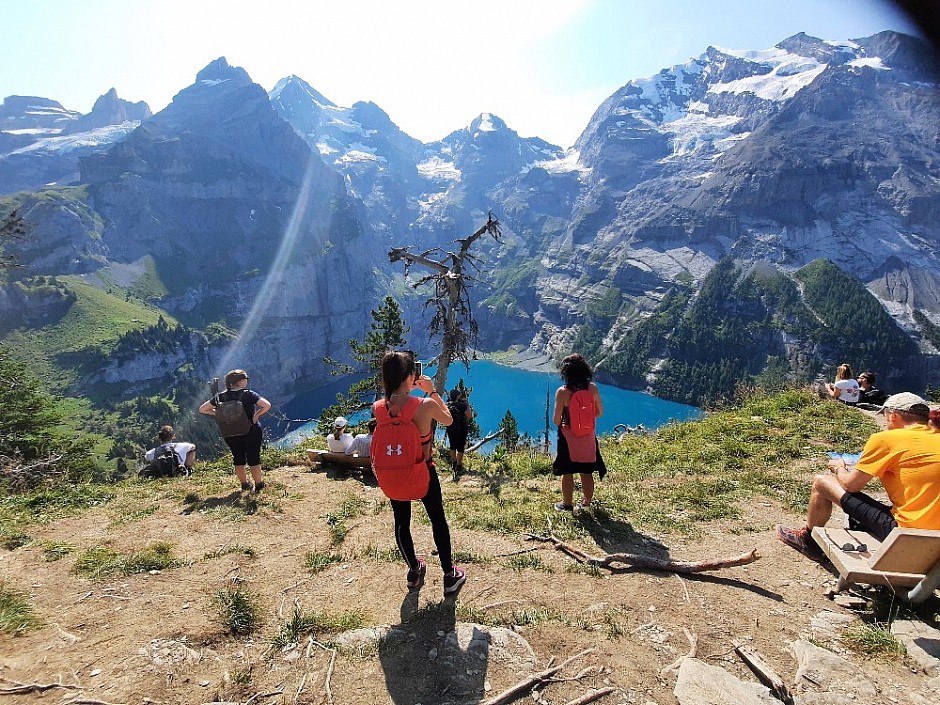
[1,0,920,148]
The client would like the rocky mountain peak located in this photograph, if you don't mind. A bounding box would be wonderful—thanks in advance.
[270,75,335,108]
[195,57,252,85]
[0,95,79,131]
[63,88,151,135]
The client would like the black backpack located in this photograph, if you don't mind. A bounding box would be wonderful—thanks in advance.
[139,444,186,479]
[215,390,253,437]
[447,400,467,433]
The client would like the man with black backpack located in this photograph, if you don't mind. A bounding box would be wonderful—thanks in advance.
[140,425,195,479]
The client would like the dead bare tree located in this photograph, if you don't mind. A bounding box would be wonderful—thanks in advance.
[388,213,501,394]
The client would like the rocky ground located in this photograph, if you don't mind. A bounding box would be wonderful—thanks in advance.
[1,457,939,705]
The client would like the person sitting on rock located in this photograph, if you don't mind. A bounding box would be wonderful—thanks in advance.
[776,392,940,561]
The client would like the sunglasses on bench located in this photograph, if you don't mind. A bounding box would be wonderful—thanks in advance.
[840,542,868,553]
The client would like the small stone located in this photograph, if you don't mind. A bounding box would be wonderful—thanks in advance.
[89,668,102,677]
[199,680,210,687]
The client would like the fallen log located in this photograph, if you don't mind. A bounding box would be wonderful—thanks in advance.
[467,427,504,453]
[525,528,760,574]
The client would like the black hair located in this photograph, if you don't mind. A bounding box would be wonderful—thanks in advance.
[381,350,414,399]
[560,353,593,390]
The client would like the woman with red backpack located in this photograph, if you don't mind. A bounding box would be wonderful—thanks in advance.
[552,353,606,513]
[371,351,466,596]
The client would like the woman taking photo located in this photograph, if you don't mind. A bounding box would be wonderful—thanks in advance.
[199,369,271,492]
[552,353,606,512]
[373,350,466,595]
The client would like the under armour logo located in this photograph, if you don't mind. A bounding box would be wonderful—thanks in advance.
[386,444,403,456]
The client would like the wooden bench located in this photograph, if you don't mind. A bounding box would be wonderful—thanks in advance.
[306,449,372,472]
[811,526,940,603]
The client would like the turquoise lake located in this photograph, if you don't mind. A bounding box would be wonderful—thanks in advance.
[278,360,701,449]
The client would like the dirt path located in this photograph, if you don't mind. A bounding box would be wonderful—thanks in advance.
[0,461,932,704]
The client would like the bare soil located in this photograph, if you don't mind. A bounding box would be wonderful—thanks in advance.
[0,457,934,705]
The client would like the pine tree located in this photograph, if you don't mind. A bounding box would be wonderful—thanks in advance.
[319,296,409,429]
[499,410,519,452]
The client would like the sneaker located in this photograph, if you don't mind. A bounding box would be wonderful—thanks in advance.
[254,481,266,493]
[240,481,252,492]
[775,525,826,562]
[406,559,427,589]
[443,566,466,595]
[554,502,573,512]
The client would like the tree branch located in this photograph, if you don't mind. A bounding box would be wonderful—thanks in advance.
[525,529,761,575]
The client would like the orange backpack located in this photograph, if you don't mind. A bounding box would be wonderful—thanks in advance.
[371,396,430,501]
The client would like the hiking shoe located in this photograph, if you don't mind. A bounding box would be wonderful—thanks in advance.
[776,525,826,562]
[240,481,252,492]
[554,502,573,512]
[254,481,266,493]
[406,559,427,589]
[443,566,466,595]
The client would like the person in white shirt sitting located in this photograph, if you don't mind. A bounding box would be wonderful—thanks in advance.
[825,363,860,405]
[327,416,354,453]
[346,418,376,458]
[144,425,196,470]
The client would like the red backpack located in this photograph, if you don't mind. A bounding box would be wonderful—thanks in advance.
[567,388,596,437]
[371,396,430,501]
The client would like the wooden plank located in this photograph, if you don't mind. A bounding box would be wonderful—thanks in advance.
[306,449,372,469]
[811,527,923,589]
[870,528,940,573]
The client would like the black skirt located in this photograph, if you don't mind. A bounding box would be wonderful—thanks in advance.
[552,430,607,479]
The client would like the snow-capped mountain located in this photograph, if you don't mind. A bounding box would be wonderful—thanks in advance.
[0,90,150,193]
[3,31,940,405]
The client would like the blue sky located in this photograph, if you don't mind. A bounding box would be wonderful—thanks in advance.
[1,0,920,148]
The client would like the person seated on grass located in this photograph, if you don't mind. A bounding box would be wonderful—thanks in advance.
[857,371,887,406]
[144,425,196,471]
[825,363,860,405]
[776,392,940,562]
[347,418,376,458]
[327,416,354,453]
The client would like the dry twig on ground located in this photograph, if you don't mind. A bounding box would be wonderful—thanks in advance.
[525,528,760,574]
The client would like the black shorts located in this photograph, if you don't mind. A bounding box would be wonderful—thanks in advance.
[224,424,263,467]
[446,428,468,452]
[840,492,897,541]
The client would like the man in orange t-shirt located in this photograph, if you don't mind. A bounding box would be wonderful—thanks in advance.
[777,392,940,561]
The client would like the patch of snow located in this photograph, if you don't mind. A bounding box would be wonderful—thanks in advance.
[9,122,140,156]
[532,150,590,175]
[848,57,889,70]
[478,113,497,131]
[3,128,62,136]
[317,142,338,155]
[339,149,382,165]
[417,156,461,181]
[200,79,230,87]
[708,58,826,101]
[661,112,743,159]
[825,39,860,49]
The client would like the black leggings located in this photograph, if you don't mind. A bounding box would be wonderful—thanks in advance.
[390,465,454,575]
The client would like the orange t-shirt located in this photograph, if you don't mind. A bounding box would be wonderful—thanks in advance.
[855,424,940,529]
